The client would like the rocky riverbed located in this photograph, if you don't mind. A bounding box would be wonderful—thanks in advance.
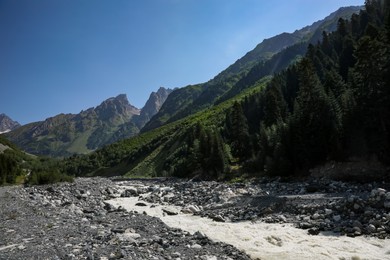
[0,178,250,260]
[1,177,390,259]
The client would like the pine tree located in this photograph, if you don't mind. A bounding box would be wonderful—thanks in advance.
[263,79,288,127]
[227,102,252,160]
[291,58,341,168]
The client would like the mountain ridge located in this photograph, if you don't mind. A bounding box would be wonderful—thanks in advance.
[62,2,390,181]
[142,5,363,132]
[6,87,172,157]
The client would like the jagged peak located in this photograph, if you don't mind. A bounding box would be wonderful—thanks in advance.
[0,113,21,133]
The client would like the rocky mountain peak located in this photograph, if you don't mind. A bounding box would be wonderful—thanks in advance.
[142,87,173,115]
[0,113,21,134]
[95,94,140,122]
[132,87,173,129]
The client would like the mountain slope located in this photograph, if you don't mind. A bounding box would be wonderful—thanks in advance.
[0,113,21,134]
[6,94,139,156]
[63,1,390,181]
[6,87,172,157]
[142,5,362,132]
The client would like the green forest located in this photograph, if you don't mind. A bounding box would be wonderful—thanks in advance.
[0,135,73,185]
[2,0,389,184]
[62,0,390,181]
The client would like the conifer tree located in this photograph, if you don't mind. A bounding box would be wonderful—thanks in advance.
[227,102,252,160]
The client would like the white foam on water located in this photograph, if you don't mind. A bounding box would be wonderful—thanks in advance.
[107,196,390,260]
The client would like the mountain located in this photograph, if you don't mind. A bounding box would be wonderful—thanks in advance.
[0,113,21,134]
[142,6,362,132]
[6,88,172,157]
[134,87,174,129]
[62,1,390,181]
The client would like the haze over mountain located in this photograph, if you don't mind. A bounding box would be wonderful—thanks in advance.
[5,87,172,157]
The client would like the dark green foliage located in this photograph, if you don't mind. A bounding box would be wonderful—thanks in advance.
[0,135,73,185]
[253,0,390,175]
[27,168,73,185]
[163,123,229,179]
[64,1,389,180]
[233,0,389,176]
[225,102,252,160]
[0,150,23,185]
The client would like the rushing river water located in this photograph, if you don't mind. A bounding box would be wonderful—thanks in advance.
[107,192,390,260]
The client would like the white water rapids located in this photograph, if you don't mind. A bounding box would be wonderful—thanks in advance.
[107,188,390,260]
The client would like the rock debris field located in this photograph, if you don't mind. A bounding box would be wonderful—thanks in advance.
[1,177,390,260]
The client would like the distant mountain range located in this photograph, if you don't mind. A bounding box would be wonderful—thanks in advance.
[4,87,172,157]
[0,114,20,134]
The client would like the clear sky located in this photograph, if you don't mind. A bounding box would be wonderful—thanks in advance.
[0,0,364,125]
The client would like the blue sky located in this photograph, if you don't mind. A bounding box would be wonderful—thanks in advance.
[0,0,364,125]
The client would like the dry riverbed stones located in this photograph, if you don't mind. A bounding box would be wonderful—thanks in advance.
[1,177,389,260]
[0,178,250,260]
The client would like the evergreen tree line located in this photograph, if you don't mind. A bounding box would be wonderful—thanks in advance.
[226,0,390,177]
[166,0,390,179]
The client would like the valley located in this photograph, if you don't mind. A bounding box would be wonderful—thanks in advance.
[1,1,390,259]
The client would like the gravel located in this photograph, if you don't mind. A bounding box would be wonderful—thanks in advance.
[1,176,389,259]
[0,178,250,260]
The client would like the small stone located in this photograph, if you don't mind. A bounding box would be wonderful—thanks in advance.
[194,231,206,239]
[162,208,178,216]
[367,224,376,233]
[353,227,362,235]
[308,228,319,235]
[186,205,201,213]
[135,202,147,207]
[299,222,313,229]
[210,214,225,222]
[312,213,320,220]
[124,187,138,197]
[333,215,341,222]
[191,244,202,249]
[353,220,363,229]
[324,209,333,215]
[278,215,287,222]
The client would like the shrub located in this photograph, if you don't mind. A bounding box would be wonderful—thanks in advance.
[27,170,73,185]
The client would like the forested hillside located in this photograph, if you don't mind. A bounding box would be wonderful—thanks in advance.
[64,0,389,181]
[0,135,72,185]
[142,6,361,132]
